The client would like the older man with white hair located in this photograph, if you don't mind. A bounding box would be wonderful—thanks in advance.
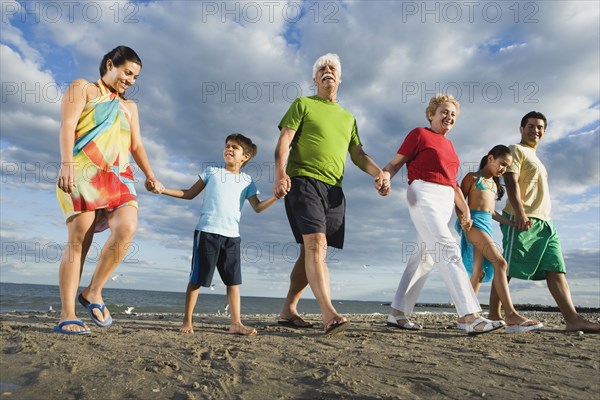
[273,53,388,335]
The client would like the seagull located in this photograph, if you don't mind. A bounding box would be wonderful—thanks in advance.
[48,305,55,313]
[209,284,215,291]
[362,264,370,269]
[124,307,135,314]
[111,274,124,281]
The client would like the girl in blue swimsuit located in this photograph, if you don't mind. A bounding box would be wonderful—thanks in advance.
[456,145,543,333]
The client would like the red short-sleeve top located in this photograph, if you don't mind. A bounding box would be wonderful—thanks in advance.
[398,127,460,188]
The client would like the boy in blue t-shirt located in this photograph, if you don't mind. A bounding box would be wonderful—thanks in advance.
[159,134,278,335]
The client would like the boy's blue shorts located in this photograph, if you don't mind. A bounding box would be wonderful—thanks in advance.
[190,230,241,287]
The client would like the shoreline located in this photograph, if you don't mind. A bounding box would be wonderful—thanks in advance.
[4,306,600,317]
[2,311,599,399]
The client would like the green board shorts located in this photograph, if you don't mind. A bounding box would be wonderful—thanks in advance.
[501,213,566,280]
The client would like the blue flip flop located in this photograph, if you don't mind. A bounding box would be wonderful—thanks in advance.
[78,293,113,328]
[53,320,91,335]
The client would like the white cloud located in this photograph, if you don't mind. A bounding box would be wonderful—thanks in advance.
[1,0,598,306]
[0,1,43,63]
[1,45,61,145]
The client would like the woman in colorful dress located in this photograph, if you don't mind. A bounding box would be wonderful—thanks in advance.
[54,46,163,334]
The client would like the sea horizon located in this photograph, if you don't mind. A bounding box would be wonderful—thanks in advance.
[1,282,598,315]
[0,282,416,315]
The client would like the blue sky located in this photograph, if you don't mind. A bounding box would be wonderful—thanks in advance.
[1,0,599,307]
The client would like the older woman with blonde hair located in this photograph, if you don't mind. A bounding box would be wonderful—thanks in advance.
[376,94,505,335]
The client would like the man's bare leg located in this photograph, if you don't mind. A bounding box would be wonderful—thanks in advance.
[547,272,600,332]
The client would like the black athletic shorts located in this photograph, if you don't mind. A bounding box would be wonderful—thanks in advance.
[190,231,241,287]
[284,176,345,249]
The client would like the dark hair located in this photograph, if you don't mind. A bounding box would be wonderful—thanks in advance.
[226,133,257,166]
[478,144,511,200]
[99,46,142,77]
[520,111,547,129]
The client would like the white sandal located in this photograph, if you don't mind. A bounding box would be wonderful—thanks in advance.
[466,317,505,336]
[455,322,467,331]
[505,320,543,334]
[386,314,422,330]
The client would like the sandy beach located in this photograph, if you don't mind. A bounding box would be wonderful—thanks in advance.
[1,311,599,399]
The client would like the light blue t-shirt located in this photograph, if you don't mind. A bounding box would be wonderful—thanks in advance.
[195,166,258,237]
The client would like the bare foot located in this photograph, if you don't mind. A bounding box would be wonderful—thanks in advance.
[487,314,504,321]
[279,308,303,322]
[229,322,257,336]
[180,323,194,333]
[565,315,600,333]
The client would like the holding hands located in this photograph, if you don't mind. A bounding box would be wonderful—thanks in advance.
[145,176,164,194]
[273,174,291,199]
[460,214,473,231]
[514,213,532,231]
[374,171,391,196]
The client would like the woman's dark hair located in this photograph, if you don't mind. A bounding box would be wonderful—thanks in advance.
[479,144,511,200]
[99,46,142,77]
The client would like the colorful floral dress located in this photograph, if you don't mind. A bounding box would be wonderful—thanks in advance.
[56,79,137,232]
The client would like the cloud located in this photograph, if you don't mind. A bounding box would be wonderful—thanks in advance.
[0,1,43,63]
[542,129,600,194]
[1,45,60,149]
[562,248,600,279]
[1,0,598,305]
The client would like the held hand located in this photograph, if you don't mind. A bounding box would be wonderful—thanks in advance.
[57,162,76,194]
[374,171,391,196]
[145,176,164,194]
[378,185,391,196]
[460,214,473,231]
[273,174,291,199]
[377,181,391,196]
[515,214,531,231]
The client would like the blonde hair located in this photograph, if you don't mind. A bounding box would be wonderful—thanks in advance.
[425,94,460,122]
[312,53,342,80]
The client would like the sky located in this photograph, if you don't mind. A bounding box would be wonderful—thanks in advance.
[1,0,599,308]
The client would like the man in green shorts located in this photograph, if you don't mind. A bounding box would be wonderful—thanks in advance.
[490,111,599,332]
[273,53,388,335]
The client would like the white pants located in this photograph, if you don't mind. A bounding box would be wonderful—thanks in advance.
[391,180,481,317]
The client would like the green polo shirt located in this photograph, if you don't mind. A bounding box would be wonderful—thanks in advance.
[279,96,361,186]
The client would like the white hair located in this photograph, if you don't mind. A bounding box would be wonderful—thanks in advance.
[312,53,342,80]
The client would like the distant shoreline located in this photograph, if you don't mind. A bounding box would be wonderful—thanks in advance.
[0,282,600,314]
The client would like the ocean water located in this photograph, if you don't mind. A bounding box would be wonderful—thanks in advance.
[0,282,454,315]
